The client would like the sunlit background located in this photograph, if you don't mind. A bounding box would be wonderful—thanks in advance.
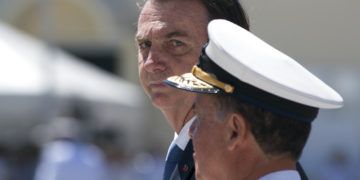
[0,0,358,179]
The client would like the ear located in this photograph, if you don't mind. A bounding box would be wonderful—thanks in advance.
[226,113,248,151]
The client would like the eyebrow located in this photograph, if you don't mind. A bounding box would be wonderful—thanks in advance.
[135,30,190,43]
[165,31,189,38]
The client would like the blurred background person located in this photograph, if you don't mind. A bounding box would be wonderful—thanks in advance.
[34,116,107,180]
[8,144,39,180]
[93,128,164,180]
[0,145,9,179]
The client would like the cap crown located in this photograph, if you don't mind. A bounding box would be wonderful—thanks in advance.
[206,19,343,109]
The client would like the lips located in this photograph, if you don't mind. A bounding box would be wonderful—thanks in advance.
[149,81,167,88]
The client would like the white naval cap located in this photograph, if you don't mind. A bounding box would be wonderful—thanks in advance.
[165,19,343,122]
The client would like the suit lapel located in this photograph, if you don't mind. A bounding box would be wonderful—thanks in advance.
[176,140,195,180]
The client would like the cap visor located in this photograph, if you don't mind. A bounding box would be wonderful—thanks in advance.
[164,73,221,94]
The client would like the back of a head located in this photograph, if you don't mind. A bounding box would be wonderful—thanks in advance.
[200,0,249,30]
[223,97,311,160]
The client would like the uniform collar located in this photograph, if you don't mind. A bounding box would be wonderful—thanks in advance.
[259,170,300,180]
[173,116,196,150]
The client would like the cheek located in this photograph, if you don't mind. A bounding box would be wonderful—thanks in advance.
[193,122,226,158]
[172,54,199,74]
[193,122,214,155]
[137,53,144,69]
[172,60,190,74]
[138,63,145,81]
[137,50,147,64]
[193,132,220,180]
[138,63,150,93]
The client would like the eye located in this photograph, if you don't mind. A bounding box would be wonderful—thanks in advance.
[170,39,184,47]
[138,41,151,50]
[166,39,190,55]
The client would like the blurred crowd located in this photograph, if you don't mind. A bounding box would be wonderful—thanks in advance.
[0,116,164,180]
[0,116,359,180]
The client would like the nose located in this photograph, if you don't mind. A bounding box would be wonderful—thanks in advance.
[188,118,198,138]
[143,48,167,73]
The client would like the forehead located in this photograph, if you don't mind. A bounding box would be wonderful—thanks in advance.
[137,0,208,38]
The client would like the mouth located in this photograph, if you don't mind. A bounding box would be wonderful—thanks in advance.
[149,81,167,88]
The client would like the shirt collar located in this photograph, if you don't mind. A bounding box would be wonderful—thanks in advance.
[259,170,300,180]
[172,116,196,150]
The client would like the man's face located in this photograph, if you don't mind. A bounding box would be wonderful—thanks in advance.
[136,0,208,109]
[190,94,229,180]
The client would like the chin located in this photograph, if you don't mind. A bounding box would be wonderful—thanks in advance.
[150,93,173,108]
[150,90,192,109]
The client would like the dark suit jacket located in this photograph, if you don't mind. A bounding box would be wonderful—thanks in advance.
[168,141,308,180]
[168,140,195,180]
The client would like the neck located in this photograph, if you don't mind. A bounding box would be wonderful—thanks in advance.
[226,142,296,180]
[161,103,195,134]
[243,156,296,180]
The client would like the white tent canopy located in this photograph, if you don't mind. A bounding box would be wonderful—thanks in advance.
[0,21,145,148]
[0,22,48,95]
